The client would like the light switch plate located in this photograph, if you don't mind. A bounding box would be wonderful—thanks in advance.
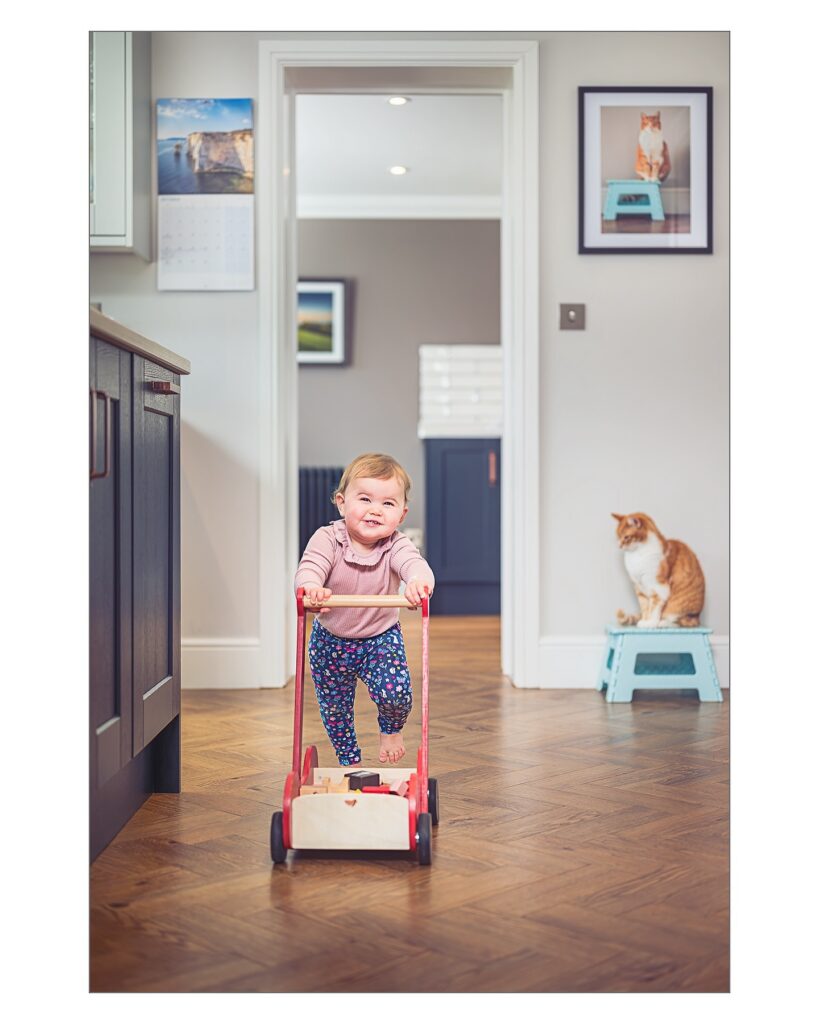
[560,303,586,330]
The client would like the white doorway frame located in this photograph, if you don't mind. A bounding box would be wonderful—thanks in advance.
[257,39,540,688]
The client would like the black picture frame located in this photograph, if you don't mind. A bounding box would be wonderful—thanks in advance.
[579,87,713,254]
[297,278,353,365]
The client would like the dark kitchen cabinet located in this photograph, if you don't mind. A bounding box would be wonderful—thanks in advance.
[90,313,188,860]
[424,438,501,614]
[90,338,133,794]
[132,355,182,755]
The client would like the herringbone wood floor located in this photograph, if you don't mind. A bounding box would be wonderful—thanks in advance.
[90,615,729,993]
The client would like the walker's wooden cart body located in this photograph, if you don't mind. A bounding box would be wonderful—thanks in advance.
[270,590,437,865]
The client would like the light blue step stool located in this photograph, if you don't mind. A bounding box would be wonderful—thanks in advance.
[603,179,665,222]
[596,626,722,703]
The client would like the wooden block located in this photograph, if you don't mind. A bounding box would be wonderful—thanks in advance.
[300,784,328,795]
[390,780,409,797]
[327,780,350,793]
[361,785,392,794]
[344,770,380,790]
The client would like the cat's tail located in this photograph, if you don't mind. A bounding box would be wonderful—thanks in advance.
[678,613,701,627]
[616,609,640,626]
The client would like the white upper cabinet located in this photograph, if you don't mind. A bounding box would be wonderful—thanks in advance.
[90,32,151,258]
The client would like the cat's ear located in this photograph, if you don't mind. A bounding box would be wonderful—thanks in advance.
[611,513,624,522]
[627,515,642,527]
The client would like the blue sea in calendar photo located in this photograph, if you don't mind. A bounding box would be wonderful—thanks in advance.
[157,98,254,195]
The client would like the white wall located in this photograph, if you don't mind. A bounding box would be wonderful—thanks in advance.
[91,33,265,664]
[90,31,728,688]
[538,33,729,686]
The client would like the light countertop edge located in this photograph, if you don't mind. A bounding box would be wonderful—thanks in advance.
[90,308,191,376]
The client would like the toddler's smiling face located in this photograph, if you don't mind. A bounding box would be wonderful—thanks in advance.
[336,475,407,551]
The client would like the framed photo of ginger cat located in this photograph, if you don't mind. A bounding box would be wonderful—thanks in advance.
[579,87,713,254]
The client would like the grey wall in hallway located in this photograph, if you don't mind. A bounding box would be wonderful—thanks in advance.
[298,218,501,533]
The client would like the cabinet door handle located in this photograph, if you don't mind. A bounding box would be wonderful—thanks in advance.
[90,389,111,480]
[488,449,497,487]
[149,380,181,395]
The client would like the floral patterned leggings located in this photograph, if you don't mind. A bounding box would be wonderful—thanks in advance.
[308,619,413,766]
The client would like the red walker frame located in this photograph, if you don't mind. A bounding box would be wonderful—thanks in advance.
[271,587,434,864]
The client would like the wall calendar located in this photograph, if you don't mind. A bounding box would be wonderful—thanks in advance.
[156,98,254,291]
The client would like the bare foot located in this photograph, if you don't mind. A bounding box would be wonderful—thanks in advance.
[379,732,406,764]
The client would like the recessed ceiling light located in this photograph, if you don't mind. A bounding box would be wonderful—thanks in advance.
[389,165,408,175]
[387,96,410,106]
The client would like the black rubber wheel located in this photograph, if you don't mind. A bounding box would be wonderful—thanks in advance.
[416,812,432,865]
[270,811,286,864]
[428,777,440,826]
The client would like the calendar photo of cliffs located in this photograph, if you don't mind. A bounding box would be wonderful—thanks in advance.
[157,98,254,195]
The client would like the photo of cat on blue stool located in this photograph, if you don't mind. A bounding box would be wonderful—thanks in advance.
[597,513,722,703]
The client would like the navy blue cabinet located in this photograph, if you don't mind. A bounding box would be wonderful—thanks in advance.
[424,438,500,614]
[90,337,133,798]
[90,328,185,860]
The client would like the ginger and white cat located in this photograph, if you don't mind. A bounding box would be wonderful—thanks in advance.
[612,513,704,628]
[635,112,671,183]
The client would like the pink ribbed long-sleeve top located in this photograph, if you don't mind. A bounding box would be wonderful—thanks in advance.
[294,519,435,638]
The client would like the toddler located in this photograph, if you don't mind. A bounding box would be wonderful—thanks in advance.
[294,453,435,766]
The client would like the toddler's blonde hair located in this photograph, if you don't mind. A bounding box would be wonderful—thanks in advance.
[333,453,412,505]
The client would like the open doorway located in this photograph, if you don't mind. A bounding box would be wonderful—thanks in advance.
[295,92,503,620]
[257,42,541,690]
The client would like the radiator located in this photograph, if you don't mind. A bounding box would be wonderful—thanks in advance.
[299,466,343,556]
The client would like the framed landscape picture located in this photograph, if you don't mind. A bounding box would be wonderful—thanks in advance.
[297,279,349,365]
[579,87,713,254]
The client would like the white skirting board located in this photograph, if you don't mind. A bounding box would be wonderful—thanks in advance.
[181,638,271,689]
[182,635,729,691]
[528,634,730,690]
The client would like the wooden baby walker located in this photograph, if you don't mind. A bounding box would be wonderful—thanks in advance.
[270,588,438,866]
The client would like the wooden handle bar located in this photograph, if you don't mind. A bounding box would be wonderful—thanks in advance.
[302,594,416,609]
